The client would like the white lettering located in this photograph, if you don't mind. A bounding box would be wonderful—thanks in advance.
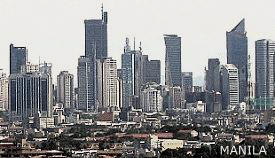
[247,145,251,155]
[238,146,246,155]
[220,146,229,155]
[230,146,238,155]
[253,146,259,156]
[259,146,267,155]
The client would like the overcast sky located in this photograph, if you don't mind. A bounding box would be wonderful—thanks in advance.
[1,0,275,85]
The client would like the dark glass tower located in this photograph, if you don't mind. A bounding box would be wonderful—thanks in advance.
[255,39,275,101]
[85,6,108,59]
[10,44,28,74]
[226,19,248,103]
[164,34,182,87]
[121,38,143,108]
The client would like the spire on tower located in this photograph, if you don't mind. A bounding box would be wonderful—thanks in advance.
[134,37,136,51]
[101,3,104,20]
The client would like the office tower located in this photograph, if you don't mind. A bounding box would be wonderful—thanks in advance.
[77,56,96,111]
[96,58,118,112]
[9,72,53,123]
[226,19,248,103]
[39,62,52,76]
[142,55,161,84]
[205,91,222,113]
[57,71,74,109]
[182,72,193,93]
[160,85,170,110]
[0,70,8,111]
[85,6,108,59]
[169,86,183,109]
[21,62,39,73]
[10,44,28,74]
[221,64,239,110]
[141,84,163,113]
[255,39,275,109]
[164,34,182,86]
[206,58,220,92]
[121,38,143,108]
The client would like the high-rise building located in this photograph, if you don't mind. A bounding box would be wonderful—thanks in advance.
[255,39,275,107]
[141,84,163,113]
[39,62,52,77]
[205,91,222,113]
[85,6,108,59]
[0,70,8,111]
[221,64,239,110]
[21,62,39,73]
[164,34,182,87]
[226,19,248,103]
[96,57,118,112]
[121,38,143,108]
[206,58,220,92]
[10,44,28,74]
[182,72,193,93]
[9,72,53,123]
[142,55,161,84]
[57,71,74,109]
[77,56,96,111]
[169,86,184,109]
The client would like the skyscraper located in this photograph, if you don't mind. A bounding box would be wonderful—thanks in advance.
[221,64,239,110]
[57,71,74,109]
[226,19,248,103]
[96,57,118,112]
[182,72,193,93]
[10,44,28,74]
[0,70,8,111]
[142,55,161,84]
[85,6,108,59]
[121,38,143,108]
[141,84,163,113]
[164,34,182,87]
[255,39,275,103]
[77,56,96,111]
[9,72,53,123]
[206,58,221,92]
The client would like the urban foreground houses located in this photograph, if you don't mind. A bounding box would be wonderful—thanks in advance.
[0,5,275,158]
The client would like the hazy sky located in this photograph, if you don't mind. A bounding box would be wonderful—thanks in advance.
[1,0,275,86]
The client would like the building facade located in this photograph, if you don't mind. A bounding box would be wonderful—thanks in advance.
[206,58,220,92]
[96,57,118,112]
[226,19,248,103]
[255,39,275,108]
[21,62,39,73]
[84,7,108,59]
[142,55,161,84]
[57,71,74,109]
[221,64,239,110]
[9,72,53,123]
[140,84,163,113]
[10,44,28,74]
[164,34,182,87]
[121,38,143,108]
[77,56,96,111]
[0,70,8,111]
[182,72,193,93]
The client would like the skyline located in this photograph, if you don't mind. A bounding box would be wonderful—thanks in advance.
[2,0,275,85]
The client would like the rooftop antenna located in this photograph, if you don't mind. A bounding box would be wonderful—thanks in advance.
[101,3,104,20]
[139,41,142,51]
